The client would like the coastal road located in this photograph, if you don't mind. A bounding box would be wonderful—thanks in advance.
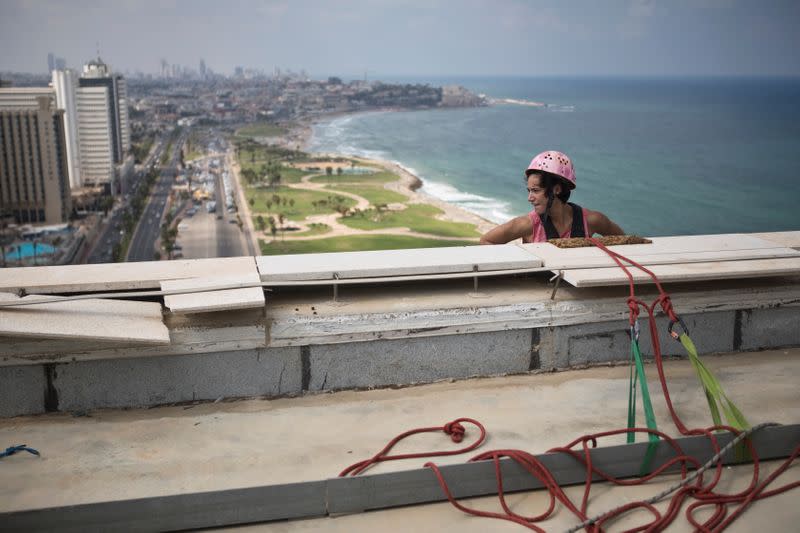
[86,138,166,264]
[127,136,185,262]
[175,157,247,259]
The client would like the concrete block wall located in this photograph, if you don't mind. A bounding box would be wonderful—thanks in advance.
[1,305,798,417]
[536,311,737,370]
[1,348,301,417]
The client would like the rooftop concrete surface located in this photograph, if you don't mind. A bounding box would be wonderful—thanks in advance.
[1,349,798,529]
[230,463,799,532]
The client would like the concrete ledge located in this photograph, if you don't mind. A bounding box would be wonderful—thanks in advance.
[307,329,532,391]
[43,347,301,412]
[739,307,800,351]
[0,365,45,418]
[538,311,736,369]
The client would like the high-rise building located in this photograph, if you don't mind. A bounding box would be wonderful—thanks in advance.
[55,57,67,70]
[199,59,206,79]
[76,85,115,188]
[0,87,55,109]
[79,57,130,165]
[51,69,83,189]
[0,96,72,224]
[47,53,55,72]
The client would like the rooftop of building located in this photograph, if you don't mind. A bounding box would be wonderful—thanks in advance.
[0,231,799,530]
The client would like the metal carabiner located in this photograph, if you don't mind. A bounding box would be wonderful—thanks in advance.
[667,316,689,341]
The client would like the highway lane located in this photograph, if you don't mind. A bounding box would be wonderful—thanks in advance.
[86,138,165,264]
[214,169,247,257]
[127,136,185,262]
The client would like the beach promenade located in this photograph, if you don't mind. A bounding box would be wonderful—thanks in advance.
[232,120,496,256]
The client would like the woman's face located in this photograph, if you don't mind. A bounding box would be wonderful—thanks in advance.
[527,174,553,215]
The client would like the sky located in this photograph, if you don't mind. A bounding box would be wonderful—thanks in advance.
[1,0,799,78]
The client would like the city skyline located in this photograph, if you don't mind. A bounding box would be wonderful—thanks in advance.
[1,0,799,78]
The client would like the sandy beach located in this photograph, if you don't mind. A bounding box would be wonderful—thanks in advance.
[285,116,496,236]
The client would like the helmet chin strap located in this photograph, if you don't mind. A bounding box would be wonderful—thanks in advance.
[541,190,555,225]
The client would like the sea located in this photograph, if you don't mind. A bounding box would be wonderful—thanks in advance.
[308,76,800,237]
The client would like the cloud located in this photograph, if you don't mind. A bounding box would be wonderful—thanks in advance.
[619,0,657,39]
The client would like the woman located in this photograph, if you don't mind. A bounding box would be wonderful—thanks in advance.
[480,150,624,244]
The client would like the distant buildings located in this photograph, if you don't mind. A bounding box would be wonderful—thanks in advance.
[0,96,72,224]
[51,69,82,189]
[0,57,132,225]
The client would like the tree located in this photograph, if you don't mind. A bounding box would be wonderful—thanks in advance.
[289,198,295,208]
[256,215,266,233]
[336,167,343,176]
[326,166,333,175]
[249,198,255,208]
[277,213,286,241]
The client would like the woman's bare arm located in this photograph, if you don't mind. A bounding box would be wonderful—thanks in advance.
[480,215,533,244]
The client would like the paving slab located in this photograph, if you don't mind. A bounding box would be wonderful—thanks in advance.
[522,233,800,269]
[0,293,169,343]
[161,272,264,314]
[751,230,800,248]
[256,245,542,281]
[560,257,800,287]
[0,257,257,294]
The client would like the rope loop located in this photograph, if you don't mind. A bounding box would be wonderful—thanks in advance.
[657,293,679,323]
[443,421,466,443]
[626,296,641,325]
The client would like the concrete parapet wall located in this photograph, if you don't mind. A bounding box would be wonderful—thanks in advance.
[1,348,300,416]
[2,304,798,417]
[537,311,736,370]
[307,330,533,391]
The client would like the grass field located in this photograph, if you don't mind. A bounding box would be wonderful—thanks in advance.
[292,222,331,237]
[326,184,408,206]
[308,171,397,185]
[236,122,287,138]
[247,186,357,219]
[259,234,475,255]
[340,204,480,238]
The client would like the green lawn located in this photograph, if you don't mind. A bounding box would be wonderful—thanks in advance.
[241,164,308,185]
[259,235,475,255]
[293,222,331,237]
[308,170,397,185]
[340,204,480,238]
[246,186,356,219]
[236,122,287,138]
[326,184,408,206]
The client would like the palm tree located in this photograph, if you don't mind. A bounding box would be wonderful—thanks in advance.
[278,213,285,241]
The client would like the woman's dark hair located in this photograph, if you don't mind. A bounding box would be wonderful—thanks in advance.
[525,171,571,203]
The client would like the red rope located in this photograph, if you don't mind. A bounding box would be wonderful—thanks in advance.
[339,417,486,477]
[339,241,799,531]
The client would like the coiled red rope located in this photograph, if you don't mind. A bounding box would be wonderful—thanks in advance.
[339,417,486,477]
[339,241,799,531]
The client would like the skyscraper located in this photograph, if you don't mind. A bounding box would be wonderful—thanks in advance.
[79,58,130,164]
[76,85,115,188]
[0,96,72,224]
[47,53,55,73]
[199,59,207,80]
[51,69,83,188]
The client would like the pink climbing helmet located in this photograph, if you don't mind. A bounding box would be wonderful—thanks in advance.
[525,150,576,189]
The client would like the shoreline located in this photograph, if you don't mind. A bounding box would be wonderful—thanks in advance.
[286,112,497,236]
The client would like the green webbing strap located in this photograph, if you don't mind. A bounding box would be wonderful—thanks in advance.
[628,336,660,474]
[678,333,750,431]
